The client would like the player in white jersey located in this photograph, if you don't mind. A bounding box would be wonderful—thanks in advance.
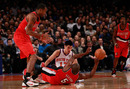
[44,40,78,67]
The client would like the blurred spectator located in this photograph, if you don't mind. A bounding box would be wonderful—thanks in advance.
[54,31,60,39]
[95,38,114,70]
[93,26,101,39]
[0,39,5,55]
[4,34,14,46]
[92,36,98,47]
[21,5,30,14]
[32,39,39,49]
[66,31,72,38]
[86,35,91,42]
[43,38,61,65]
[60,29,66,38]
[74,35,80,42]
[3,39,16,73]
[67,18,75,32]
[73,18,84,37]
[80,37,86,48]
[80,40,95,71]
[99,28,111,46]
[38,41,51,54]
[85,25,96,36]
[72,40,83,54]
[83,20,90,32]
[89,17,96,30]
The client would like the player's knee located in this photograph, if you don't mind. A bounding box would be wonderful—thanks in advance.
[30,54,37,60]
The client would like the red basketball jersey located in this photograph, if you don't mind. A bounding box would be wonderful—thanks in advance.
[41,68,79,85]
[116,23,130,46]
[15,11,40,36]
[14,11,40,59]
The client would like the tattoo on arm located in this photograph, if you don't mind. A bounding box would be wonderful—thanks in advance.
[27,16,36,30]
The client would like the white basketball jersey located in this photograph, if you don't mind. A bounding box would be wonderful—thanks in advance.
[55,49,73,67]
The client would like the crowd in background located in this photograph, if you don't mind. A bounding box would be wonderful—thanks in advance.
[0,0,130,73]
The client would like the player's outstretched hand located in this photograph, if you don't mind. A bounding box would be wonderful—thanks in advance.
[40,32,51,43]
[40,62,45,67]
[85,47,92,55]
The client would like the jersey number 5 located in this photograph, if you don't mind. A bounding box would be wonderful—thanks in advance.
[61,78,69,83]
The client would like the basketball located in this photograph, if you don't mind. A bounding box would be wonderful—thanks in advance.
[95,49,106,60]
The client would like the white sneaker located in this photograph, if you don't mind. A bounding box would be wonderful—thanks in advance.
[35,74,47,84]
[112,74,116,77]
[35,78,47,84]
[22,77,39,87]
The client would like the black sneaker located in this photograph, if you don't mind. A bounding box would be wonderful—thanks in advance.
[111,69,116,77]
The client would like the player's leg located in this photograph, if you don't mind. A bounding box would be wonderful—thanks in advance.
[20,43,39,87]
[112,46,121,76]
[22,54,39,87]
[120,47,129,71]
[14,34,39,87]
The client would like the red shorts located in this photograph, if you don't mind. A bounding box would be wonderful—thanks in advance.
[114,42,129,58]
[14,32,35,59]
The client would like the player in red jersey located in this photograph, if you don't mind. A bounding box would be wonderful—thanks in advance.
[112,16,130,77]
[14,3,50,87]
[32,47,99,85]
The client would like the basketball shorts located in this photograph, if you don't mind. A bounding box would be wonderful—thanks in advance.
[14,32,36,59]
[114,45,129,58]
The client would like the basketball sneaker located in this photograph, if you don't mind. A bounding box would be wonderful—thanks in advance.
[35,74,45,84]
[111,69,116,77]
[22,76,39,87]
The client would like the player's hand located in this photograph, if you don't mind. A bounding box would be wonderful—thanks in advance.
[85,47,92,54]
[40,32,51,43]
[89,55,96,59]
[38,57,43,61]
[40,62,45,67]
[115,43,119,48]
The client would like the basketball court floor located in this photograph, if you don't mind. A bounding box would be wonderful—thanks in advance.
[0,71,130,89]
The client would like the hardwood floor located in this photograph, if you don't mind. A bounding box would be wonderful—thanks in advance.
[0,71,130,89]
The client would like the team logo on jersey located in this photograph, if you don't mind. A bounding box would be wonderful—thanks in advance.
[115,53,118,56]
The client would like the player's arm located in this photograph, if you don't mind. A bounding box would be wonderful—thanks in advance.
[63,47,92,72]
[78,59,99,80]
[73,47,92,59]
[44,50,60,66]
[113,26,118,46]
[26,14,42,39]
[72,53,78,64]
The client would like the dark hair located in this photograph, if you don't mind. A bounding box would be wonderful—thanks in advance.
[7,39,12,42]
[36,3,46,10]
[120,15,126,20]
[64,40,73,46]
